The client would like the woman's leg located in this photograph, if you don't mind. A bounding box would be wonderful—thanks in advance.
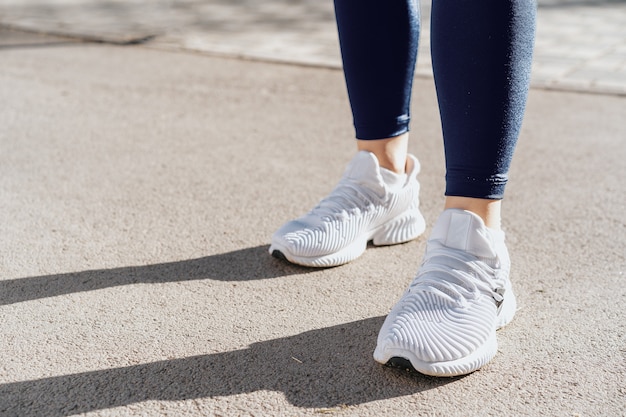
[335,0,420,173]
[432,0,536,227]
[374,0,536,376]
[269,0,425,267]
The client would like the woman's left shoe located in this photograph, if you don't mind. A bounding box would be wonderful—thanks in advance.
[373,209,517,377]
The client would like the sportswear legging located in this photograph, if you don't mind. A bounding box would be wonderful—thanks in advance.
[334,0,536,199]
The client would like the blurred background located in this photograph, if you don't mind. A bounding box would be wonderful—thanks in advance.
[0,0,624,94]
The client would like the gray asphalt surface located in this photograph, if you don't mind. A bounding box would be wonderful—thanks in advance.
[0,3,625,416]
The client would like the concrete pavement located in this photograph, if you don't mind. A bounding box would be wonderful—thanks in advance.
[0,0,625,95]
[0,4,625,417]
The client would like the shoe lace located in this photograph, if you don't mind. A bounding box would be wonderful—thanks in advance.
[409,245,505,308]
[310,178,381,221]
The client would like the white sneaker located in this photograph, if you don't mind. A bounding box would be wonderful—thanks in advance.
[269,151,426,267]
[373,209,516,377]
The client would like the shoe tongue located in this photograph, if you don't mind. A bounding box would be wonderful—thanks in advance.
[343,151,385,192]
[430,209,502,259]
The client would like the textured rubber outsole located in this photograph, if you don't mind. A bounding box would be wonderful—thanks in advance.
[375,332,498,377]
[269,209,426,267]
[269,235,368,267]
[271,250,288,262]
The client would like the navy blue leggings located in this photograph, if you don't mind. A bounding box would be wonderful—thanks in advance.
[334,0,536,199]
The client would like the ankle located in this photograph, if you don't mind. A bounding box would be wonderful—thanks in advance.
[444,197,502,230]
[357,133,409,174]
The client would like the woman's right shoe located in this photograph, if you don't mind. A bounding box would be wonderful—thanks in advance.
[269,151,425,267]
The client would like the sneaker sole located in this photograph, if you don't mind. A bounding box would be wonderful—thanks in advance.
[374,283,517,377]
[270,209,426,267]
[375,331,499,377]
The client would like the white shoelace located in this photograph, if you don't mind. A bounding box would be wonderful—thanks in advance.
[409,246,505,308]
[310,178,381,221]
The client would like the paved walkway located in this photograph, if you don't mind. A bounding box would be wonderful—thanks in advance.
[0,0,624,95]
[1,4,625,417]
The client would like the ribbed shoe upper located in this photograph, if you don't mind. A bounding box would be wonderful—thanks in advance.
[271,151,420,258]
[375,209,511,365]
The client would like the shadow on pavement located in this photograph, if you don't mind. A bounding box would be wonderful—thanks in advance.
[0,245,314,306]
[0,316,458,416]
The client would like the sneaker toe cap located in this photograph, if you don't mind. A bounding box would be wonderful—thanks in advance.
[272,219,348,258]
[376,294,496,364]
[271,221,324,256]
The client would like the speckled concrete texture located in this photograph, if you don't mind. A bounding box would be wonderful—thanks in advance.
[0,27,624,417]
